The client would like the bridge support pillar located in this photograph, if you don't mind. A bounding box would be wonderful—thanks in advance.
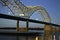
[44,25,52,40]
[16,20,19,31]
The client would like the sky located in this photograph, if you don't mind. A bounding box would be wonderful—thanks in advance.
[0,0,60,28]
[21,0,60,24]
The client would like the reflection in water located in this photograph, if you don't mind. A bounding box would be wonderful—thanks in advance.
[59,35,60,40]
[0,29,60,40]
[54,35,56,40]
[0,35,36,40]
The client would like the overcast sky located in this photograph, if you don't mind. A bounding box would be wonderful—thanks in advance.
[0,0,60,28]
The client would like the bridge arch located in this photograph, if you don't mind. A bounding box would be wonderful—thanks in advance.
[27,6,51,23]
[28,6,52,40]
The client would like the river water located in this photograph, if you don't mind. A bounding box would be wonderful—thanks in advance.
[0,29,60,40]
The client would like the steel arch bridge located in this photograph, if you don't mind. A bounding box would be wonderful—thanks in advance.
[0,0,52,40]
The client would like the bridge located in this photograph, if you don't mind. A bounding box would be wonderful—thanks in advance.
[0,0,60,40]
